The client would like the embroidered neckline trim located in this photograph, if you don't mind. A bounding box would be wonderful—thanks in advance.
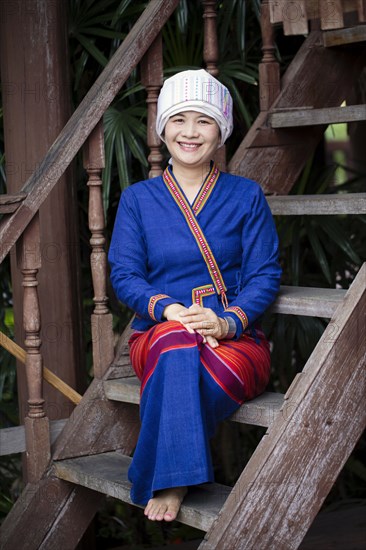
[163,164,227,299]
[191,163,220,215]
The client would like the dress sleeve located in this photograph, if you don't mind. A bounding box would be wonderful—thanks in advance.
[108,188,179,322]
[224,184,282,339]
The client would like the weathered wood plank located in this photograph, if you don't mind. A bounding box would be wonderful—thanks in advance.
[0,193,27,213]
[282,0,308,35]
[52,379,140,461]
[0,477,102,550]
[104,377,140,405]
[229,32,366,194]
[323,23,366,46]
[269,0,358,25]
[267,193,366,215]
[0,418,67,456]
[37,484,103,550]
[0,194,27,205]
[53,452,230,532]
[271,286,347,318]
[0,0,180,265]
[270,105,366,127]
[320,0,344,30]
[199,263,366,550]
[103,377,285,428]
[230,392,284,427]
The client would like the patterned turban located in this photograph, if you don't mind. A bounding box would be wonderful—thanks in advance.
[156,69,233,147]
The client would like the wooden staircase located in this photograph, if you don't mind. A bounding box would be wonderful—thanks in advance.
[1,1,366,548]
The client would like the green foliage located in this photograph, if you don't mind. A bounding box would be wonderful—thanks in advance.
[0,455,23,522]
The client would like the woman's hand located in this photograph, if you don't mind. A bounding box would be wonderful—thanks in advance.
[163,303,224,348]
[163,303,195,333]
[178,304,229,343]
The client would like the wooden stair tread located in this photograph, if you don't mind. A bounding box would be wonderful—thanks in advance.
[103,377,284,428]
[272,286,346,318]
[267,193,366,215]
[269,105,366,128]
[0,193,27,214]
[324,24,366,47]
[53,451,229,532]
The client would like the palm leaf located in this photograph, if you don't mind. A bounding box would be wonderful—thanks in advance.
[305,219,332,283]
[319,217,361,265]
[73,33,109,67]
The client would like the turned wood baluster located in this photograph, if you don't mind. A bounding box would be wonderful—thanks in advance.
[202,0,219,77]
[84,121,114,378]
[17,215,50,482]
[259,0,280,112]
[202,0,226,170]
[141,34,163,177]
[358,0,366,22]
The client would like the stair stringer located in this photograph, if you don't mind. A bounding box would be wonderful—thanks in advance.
[200,263,366,550]
[0,478,103,550]
[0,364,140,549]
[229,31,366,194]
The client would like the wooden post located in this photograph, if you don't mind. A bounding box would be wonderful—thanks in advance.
[202,0,226,170]
[0,0,85,437]
[259,0,280,112]
[358,0,366,21]
[84,121,114,378]
[202,0,219,77]
[141,34,164,177]
[17,215,50,483]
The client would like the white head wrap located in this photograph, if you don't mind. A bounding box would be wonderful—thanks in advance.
[156,69,233,147]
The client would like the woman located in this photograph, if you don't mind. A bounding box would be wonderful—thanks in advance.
[109,69,281,523]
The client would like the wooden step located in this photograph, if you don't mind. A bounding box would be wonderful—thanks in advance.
[103,377,284,428]
[267,193,366,215]
[53,451,230,532]
[323,24,366,47]
[0,193,27,214]
[272,286,347,318]
[269,105,366,128]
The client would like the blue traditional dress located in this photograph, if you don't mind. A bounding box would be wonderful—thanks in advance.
[109,163,281,505]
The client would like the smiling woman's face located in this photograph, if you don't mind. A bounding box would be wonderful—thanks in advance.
[164,110,220,171]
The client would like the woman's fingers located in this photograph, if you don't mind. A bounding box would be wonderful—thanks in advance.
[176,305,226,340]
[205,335,219,348]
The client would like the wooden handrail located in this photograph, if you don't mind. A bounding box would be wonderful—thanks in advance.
[0,0,179,265]
[0,331,82,405]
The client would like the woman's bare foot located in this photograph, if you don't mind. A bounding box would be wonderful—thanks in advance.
[144,486,187,521]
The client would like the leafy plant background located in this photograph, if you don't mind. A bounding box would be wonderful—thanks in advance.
[0,0,365,546]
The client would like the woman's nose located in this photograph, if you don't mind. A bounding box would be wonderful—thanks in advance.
[181,122,199,137]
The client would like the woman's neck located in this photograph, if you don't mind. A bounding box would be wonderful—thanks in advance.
[171,161,211,188]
